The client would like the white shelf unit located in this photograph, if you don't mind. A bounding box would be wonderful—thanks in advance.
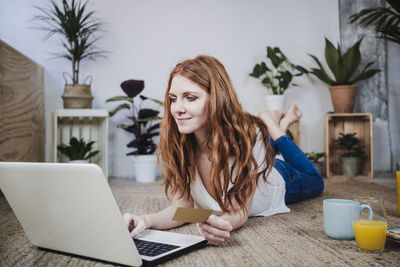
[51,109,109,178]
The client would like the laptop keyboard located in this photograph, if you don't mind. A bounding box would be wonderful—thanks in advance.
[133,239,180,257]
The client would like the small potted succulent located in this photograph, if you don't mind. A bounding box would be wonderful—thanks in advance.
[307,38,381,113]
[106,79,163,182]
[334,132,367,176]
[305,152,325,176]
[57,137,99,163]
[249,46,307,110]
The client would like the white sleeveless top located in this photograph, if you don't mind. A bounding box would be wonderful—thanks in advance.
[190,136,290,217]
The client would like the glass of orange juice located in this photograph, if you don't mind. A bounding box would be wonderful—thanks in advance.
[353,197,387,253]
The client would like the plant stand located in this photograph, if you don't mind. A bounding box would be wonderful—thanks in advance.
[51,109,108,178]
[324,113,373,178]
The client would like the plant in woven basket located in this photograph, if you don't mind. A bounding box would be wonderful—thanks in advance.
[57,137,99,161]
[32,0,106,84]
[33,0,107,108]
[106,79,163,155]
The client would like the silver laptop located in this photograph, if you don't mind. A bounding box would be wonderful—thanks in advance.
[0,162,206,266]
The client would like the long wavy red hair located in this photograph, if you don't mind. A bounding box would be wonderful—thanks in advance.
[158,55,274,212]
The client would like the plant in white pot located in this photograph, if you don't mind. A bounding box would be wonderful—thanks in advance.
[57,137,99,163]
[106,80,163,183]
[249,46,307,110]
[305,152,325,176]
[334,132,367,176]
[307,38,381,113]
[33,0,106,108]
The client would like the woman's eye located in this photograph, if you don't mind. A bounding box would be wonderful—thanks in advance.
[169,97,176,103]
[187,96,197,101]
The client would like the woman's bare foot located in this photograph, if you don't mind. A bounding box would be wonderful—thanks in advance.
[258,110,285,127]
[279,104,302,132]
[258,110,286,140]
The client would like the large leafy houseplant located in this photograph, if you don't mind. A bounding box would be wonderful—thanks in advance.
[57,137,99,161]
[106,80,163,156]
[33,0,106,108]
[307,38,381,113]
[249,46,307,95]
[349,0,400,46]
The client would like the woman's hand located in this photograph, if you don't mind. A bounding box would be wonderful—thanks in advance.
[123,213,148,237]
[197,215,233,245]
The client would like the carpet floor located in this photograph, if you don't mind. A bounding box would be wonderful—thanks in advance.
[1,176,400,266]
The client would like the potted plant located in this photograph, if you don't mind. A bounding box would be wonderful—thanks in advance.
[33,0,106,108]
[334,132,367,176]
[106,79,163,183]
[57,137,99,163]
[305,152,325,176]
[307,38,381,113]
[249,46,307,110]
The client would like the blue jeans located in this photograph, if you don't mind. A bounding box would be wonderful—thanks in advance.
[270,135,324,204]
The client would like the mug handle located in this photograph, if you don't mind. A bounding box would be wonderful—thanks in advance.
[360,204,373,220]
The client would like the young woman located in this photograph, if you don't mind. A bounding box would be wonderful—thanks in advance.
[123,55,324,245]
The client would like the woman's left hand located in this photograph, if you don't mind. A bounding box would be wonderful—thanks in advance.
[197,215,233,245]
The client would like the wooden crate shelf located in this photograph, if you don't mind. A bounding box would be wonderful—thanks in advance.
[51,109,109,177]
[324,113,373,178]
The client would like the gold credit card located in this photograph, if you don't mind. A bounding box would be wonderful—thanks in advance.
[172,207,214,223]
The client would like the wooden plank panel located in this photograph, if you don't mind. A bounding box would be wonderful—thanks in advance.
[0,40,44,162]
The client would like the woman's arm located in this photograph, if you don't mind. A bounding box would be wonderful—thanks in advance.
[197,185,255,245]
[124,190,194,237]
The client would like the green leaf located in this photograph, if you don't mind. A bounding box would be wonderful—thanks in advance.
[308,54,335,85]
[350,68,381,84]
[261,76,273,88]
[105,96,133,103]
[324,38,340,80]
[249,62,269,78]
[267,46,285,68]
[340,38,362,83]
[109,103,130,117]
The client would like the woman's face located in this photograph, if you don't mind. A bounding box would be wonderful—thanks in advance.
[169,75,210,137]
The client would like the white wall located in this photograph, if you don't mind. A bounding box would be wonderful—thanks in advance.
[0,0,339,178]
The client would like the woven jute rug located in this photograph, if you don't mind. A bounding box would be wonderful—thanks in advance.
[1,176,399,266]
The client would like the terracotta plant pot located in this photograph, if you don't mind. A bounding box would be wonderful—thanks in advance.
[328,85,357,113]
[62,84,93,109]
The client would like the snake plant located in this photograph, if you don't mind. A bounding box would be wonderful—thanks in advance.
[307,38,381,86]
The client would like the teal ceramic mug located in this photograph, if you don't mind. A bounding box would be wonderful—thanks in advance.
[323,199,373,240]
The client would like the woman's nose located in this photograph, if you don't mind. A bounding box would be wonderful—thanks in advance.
[172,100,185,114]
